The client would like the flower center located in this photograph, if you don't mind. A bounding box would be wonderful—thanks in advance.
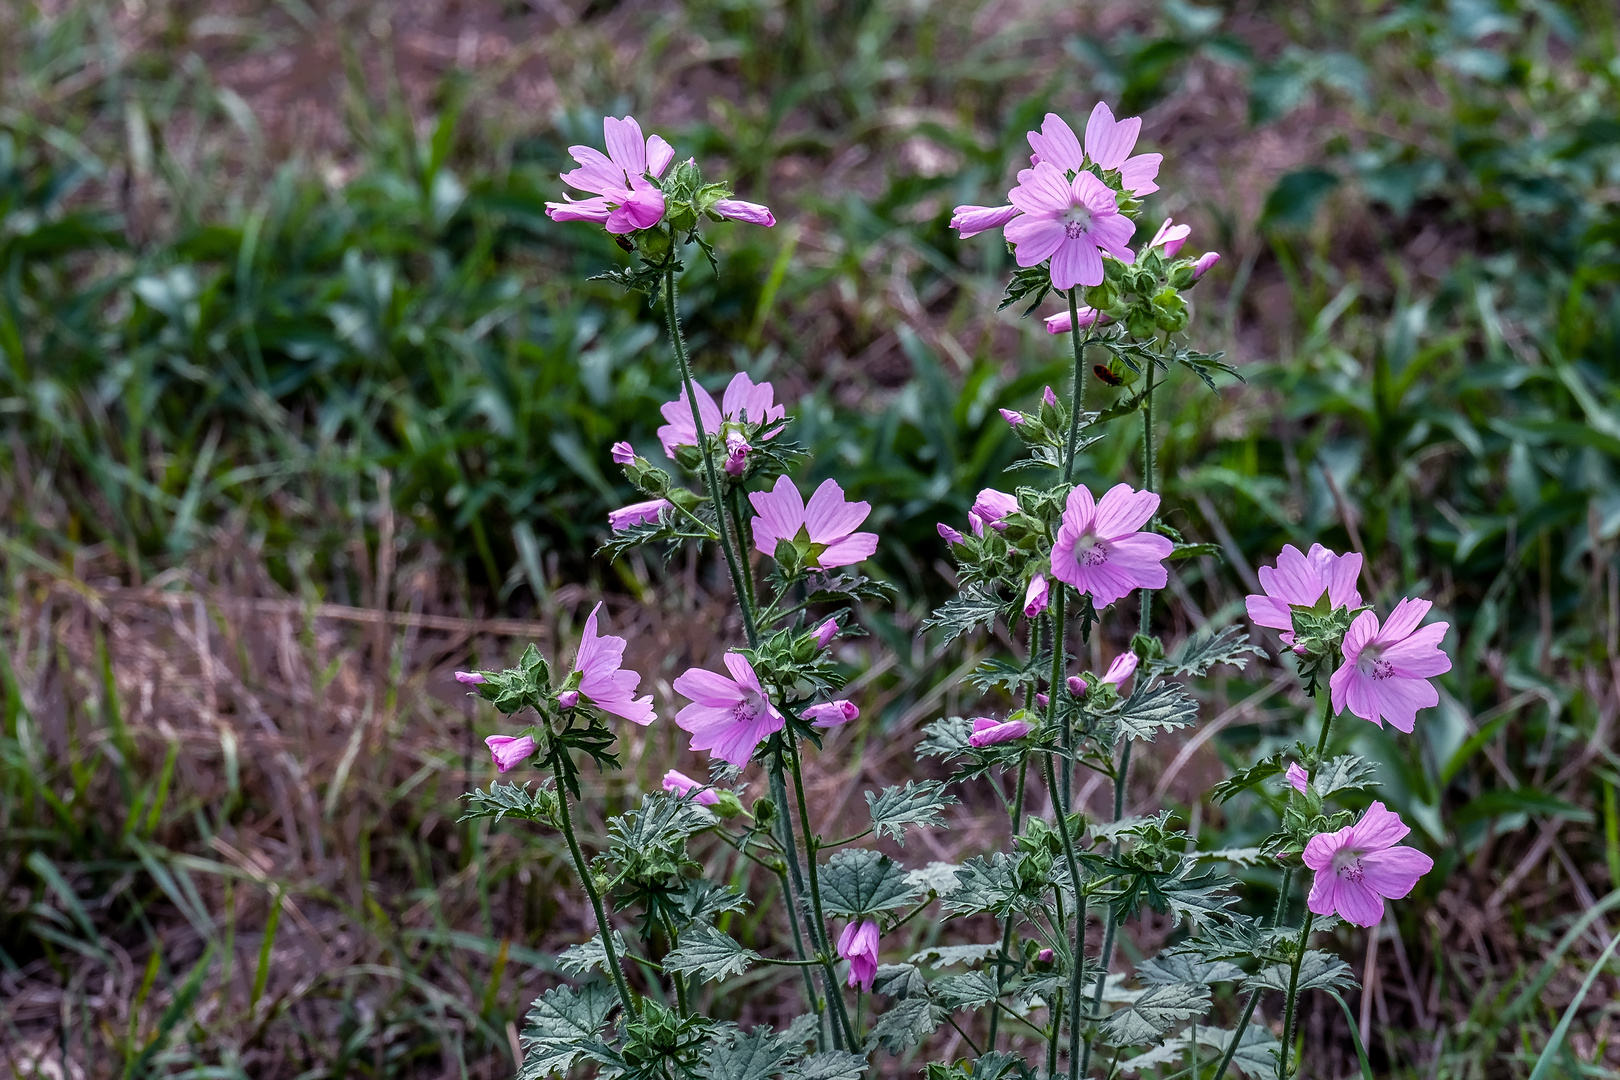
[1359,647,1396,681]
[1333,849,1365,883]
[1073,533,1109,567]
[732,691,765,725]
[1063,204,1093,239]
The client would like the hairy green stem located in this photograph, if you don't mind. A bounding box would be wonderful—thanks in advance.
[1047,988,1063,1078]
[1208,989,1262,1080]
[663,265,757,648]
[553,763,637,1018]
[1278,911,1317,1077]
[990,616,1042,1050]
[726,487,758,612]
[1042,752,1086,1080]
[787,737,859,1048]
[1063,288,1092,485]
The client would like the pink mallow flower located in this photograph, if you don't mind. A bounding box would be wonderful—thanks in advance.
[972,488,1019,531]
[813,618,840,648]
[1100,651,1138,689]
[1246,543,1364,646]
[968,717,1032,748]
[1329,598,1451,733]
[485,734,537,773]
[1286,762,1310,794]
[1005,163,1135,290]
[571,602,657,725]
[1027,107,1162,195]
[1303,801,1434,927]
[804,700,859,728]
[1150,217,1191,257]
[608,498,670,531]
[673,653,786,766]
[837,919,881,992]
[713,199,776,227]
[656,371,786,459]
[1024,574,1050,617]
[663,769,721,806]
[749,476,878,570]
[1045,305,1110,335]
[1049,483,1173,607]
[546,115,673,234]
[611,441,636,465]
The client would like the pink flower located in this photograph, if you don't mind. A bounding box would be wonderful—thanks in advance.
[455,671,486,686]
[1036,692,1049,709]
[656,372,786,459]
[999,408,1025,427]
[486,734,537,773]
[837,919,881,992]
[557,690,580,709]
[1049,483,1173,607]
[1329,599,1451,733]
[950,203,1021,239]
[724,431,751,476]
[813,618,840,648]
[1100,651,1138,689]
[1045,306,1110,335]
[972,488,1019,530]
[1043,386,1059,408]
[673,653,786,766]
[611,441,636,465]
[1037,948,1055,963]
[1192,252,1220,280]
[713,198,776,227]
[571,602,656,725]
[663,769,721,806]
[1286,762,1309,794]
[968,717,1032,748]
[1024,573,1050,617]
[1150,217,1191,257]
[804,700,859,728]
[749,476,878,570]
[547,115,674,234]
[1303,801,1434,927]
[1246,543,1364,646]
[938,522,965,545]
[1005,162,1136,290]
[1078,103,1162,195]
[608,498,670,531]
[1067,675,1088,697]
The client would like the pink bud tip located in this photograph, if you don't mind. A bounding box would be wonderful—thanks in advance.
[663,769,721,806]
[999,408,1025,427]
[610,441,635,465]
[1043,385,1059,408]
[557,690,580,709]
[937,522,965,545]
[714,198,776,227]
[967,717,1032,748]
[1192,252,1221,281]
[1101,652,1139,688]
[813,618,839,648]
[1286,762,1309,794]
[1036,692,1049,708]
[724,431,752,477]
[485,734,538,773]
[455,671,486,685]
[805,700,860,728]
[1067,675,1088,697]
[1038,948,1055,962]
[1044,306,1106,335]
[1023,573,1050,618]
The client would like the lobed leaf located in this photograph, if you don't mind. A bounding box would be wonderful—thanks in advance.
[1114,679,1200,742]
[818,849,919,916]
[1245,950,1356,995]
[1101,982,1212,1046]
[517,982,617,1078]
[665,923,761,983]
[867,780,957,844]
[867,996,944,1054]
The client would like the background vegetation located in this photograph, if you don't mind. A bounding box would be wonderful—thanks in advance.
[1,0,1617,1076]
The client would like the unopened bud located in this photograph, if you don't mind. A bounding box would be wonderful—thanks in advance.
[557,690,579,709]
[1067,675,1088,698]
[999,408,1025,427]
[610,441,636,465]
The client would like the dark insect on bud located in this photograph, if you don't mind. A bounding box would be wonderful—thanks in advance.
[1094,364,1124,386]
[614,234,636,252]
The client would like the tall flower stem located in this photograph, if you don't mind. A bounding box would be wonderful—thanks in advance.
[787,736,859,1047]
[989,616,1042,1049]
[1062,288,1092,484]
[1042,751,1086,1080]
[1278,909,1317,1076]
[663,264,757,649]
[553,761,637,1019]
[773,860,827,1041]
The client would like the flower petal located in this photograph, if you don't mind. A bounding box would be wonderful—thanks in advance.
[804,478,871,544]
[1084,101,1140,170]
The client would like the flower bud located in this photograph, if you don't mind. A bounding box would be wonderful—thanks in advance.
[610,441,636,465]
[752,797,777,828]
[557,690,580,709]
[999,408,1025,427]
[813,618,839,648]
[1043,385,1059,408]
[1035,692,1049,709]
[804,700,859,728]
[937,522,965,545]
[1037,948,1055,963]
[455,671,487,686]
[1067,675,1088,698]
[485,734,537,773]
[1192,251,1221,281]
[1101,652,1139,688]
[1023,573,1050,617]
[723,430,751,477]
[712,790,746,818]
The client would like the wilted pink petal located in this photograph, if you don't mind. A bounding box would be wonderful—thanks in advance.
[486,734,537,773]
[968,717,1032,748]
[608,498,670,531]
[663,769,721,806]
[837,919,881,992]
[805,700,859,728]
[714,198,776,227]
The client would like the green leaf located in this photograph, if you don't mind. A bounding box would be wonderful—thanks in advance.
[1137,952,1246,986]
[867,996,944,1054]
[923,586,1007,644]
[1159,625,1261,677]
[909,943,1000,968]
[606,792,713,865]
[702,1024,795,1080]
[818,849,919,916]
[867,781,957,844]
[917,715,975,760]
[1311,754,1379,798]
[459,781,556,824]
[1197,1026,1282,1078]
[874,963,930,999]
[518,982,617,1078]
[1213,752,1287,804]
[786,1052,869,1080]
[933,970,1000,1011]
[1245,950,1356,995]
[1102,982,1211,1046]
[1114,679,1200,742]
[665,922,761,983]
[939,854,1025,917]
[906,862,966,896]
[556,930,630,976]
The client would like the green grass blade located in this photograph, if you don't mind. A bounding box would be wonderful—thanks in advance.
[1327,990,1376,1080]
[1525,928,1620,1080]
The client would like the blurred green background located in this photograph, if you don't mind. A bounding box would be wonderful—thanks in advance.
[1,0,1617,1076]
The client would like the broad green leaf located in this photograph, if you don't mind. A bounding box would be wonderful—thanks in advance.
[786,1052,868,1080]
[817,849,918,916]
[665,923,760,983]
[518,982,617,1077]
[1245,950,1356,995]
[702,1024,795,1080]
[1115,680,1199,742]
[867,780,957,844]
[1101,982,1211,1046]
[867,996,944,1054]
